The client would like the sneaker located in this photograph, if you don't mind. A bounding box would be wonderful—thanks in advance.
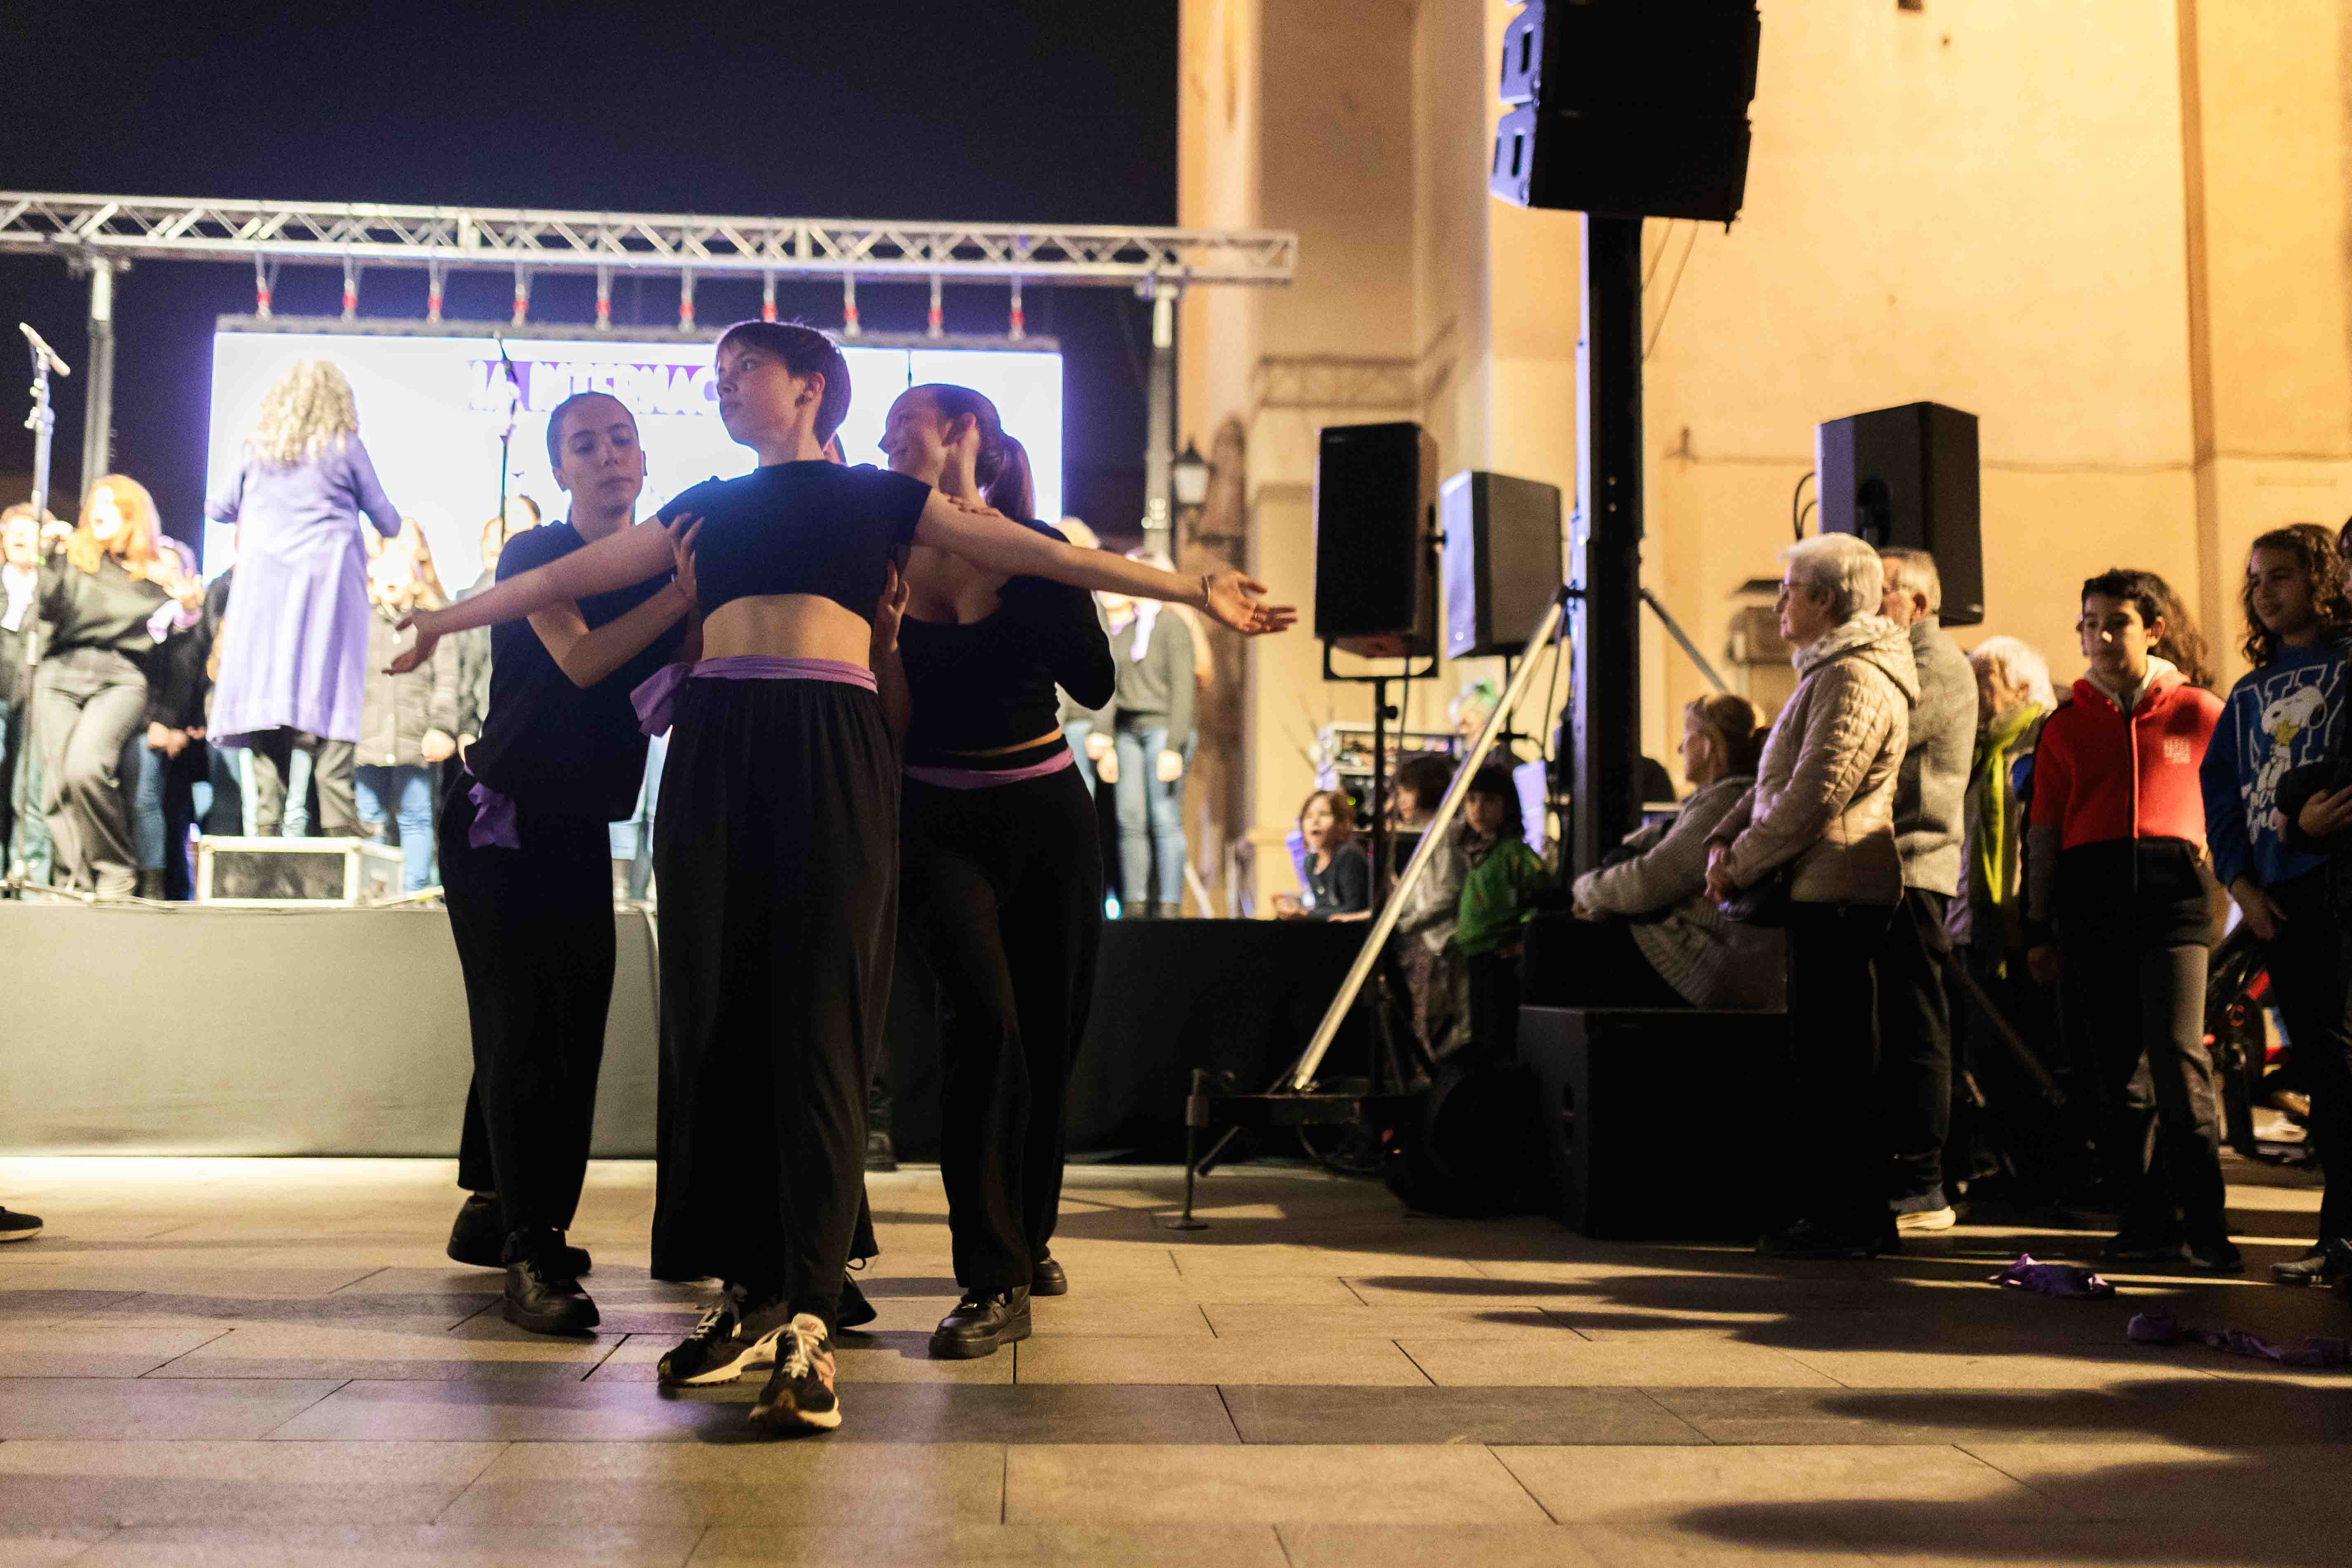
[928,1288,1033,1359]
[2185,1238,2245,1275]
[864,1131,899,1173]
[1756,1219,1890,1260]
[500,1231,599,1335]
[1892,1187,1958,1233]
[748,1314,841,1434]
[2272,1239,2352,1287]
[1031,1251,1069,1297]
[657,1284,794,1387]
[449,1193,589,1276]
[837,1277,878,1331]
[0,1207,42,1242]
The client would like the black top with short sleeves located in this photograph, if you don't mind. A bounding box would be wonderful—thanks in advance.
[658,462,932,622]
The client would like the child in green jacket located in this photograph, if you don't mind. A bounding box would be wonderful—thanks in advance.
[1456,765,1550,1054]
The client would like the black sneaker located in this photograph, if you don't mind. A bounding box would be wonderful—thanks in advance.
[1755,1219,1890,1260]
[837,1277,878,1331]
[657,1285,794,1387]
[0,1207,42,1243]
[1031,1252,1069,1298]
[748,1314,841,1434]
[928,1287,1032,1359]
[501,1231,599,1335]
[2270,1238,2352,1286]
[864,1131,899,1173]
[449,1193,590,1276]
[2185,1238,2245,1275]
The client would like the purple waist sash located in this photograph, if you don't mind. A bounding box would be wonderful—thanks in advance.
[633,656,878,736]
[905,747,1075,791]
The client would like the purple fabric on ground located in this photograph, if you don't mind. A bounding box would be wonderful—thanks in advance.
[206,436,403,744]
[1988,1254,2117,1299]
[2128,1309,2352,1367]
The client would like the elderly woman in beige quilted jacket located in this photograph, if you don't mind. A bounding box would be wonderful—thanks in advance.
[1704,532,1919,1260]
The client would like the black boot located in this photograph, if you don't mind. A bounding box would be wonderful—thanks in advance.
[864,1131,898,1173]
[2270,1238,2352,1286]
[449,1193,589,1275]
[1030,1252,1068,1297]
[501,1228,600,1334]
[928,1287,1031,1359]
[837,1277,878,1330]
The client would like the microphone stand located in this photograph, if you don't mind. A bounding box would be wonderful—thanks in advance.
[19,323,69,518]
[493,335,521,541]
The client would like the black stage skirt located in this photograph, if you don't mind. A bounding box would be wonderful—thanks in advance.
[647,674,899,1306]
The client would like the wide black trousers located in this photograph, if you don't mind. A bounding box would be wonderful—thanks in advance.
[648,678,899,1329]
[900,762,1103,1294]
[1783,901,1896,1235]
[442,774,615,1237]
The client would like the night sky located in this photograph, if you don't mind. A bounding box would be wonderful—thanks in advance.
[0,0,1177,544]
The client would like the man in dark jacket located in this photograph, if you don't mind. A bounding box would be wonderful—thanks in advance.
[1876,547,1977,1234]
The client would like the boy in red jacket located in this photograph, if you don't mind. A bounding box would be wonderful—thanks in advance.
[2024,569,2237,1273]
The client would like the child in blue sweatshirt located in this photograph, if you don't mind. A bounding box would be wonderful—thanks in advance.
[2200,523,2352,1286]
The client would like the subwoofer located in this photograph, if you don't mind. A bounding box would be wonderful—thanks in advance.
[1314,422,1438,658]
[1816,401,1984,626]
[1441,471,1564,660]
[1517,1003,1791,1240]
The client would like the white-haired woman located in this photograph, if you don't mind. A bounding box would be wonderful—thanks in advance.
[1704,531,1919,1259]
[206,359,402,835]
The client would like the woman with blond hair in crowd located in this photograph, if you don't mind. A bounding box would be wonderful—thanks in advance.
[1571,693,1784,1010]
[32,475,197,896]
[206,357,403,836]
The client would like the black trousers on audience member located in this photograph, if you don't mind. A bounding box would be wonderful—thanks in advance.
[2261,870,2352,1242]
[245,726,358,836]
[2060,907,2226,1245]
[900,762,1102,1295]
[442,774,614,1238]
[648,678,899,1331]
[1874,887,1953,1204]
[1783,901,1897,1235]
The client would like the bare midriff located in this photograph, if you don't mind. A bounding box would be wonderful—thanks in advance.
[944,726,1064,758]
[701,593,873,665]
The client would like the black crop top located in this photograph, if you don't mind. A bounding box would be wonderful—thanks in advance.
[897,521,1117,762]
[658,461,931,621]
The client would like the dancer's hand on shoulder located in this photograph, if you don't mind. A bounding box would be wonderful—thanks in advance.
[664,515,702,608]
[1202,567,1295,636]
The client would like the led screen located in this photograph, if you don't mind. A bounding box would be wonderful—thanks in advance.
[202,327,1064,581]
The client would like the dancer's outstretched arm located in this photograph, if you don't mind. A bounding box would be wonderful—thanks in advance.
[387,517,686,673]
[911,493,1294,637]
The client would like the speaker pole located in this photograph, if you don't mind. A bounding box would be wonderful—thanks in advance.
[1572,215,1644,878]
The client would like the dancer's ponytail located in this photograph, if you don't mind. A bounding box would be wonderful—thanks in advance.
[984,432,1035,520]
[909,382,1033,520]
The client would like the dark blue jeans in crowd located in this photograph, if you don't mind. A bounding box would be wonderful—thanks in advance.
[356,763,438,892]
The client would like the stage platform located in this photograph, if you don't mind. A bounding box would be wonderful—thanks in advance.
[0,904,1365,1160]
[0,1153,2337,1566]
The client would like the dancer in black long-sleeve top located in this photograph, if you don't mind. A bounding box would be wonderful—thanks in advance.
[874,383,1117,1358]
[394,320,1291,1435]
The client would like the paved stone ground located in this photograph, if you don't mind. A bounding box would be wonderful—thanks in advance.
[0,1154,2344,1566]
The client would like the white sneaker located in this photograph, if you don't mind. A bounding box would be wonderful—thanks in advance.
[1895,1205,1958,1233]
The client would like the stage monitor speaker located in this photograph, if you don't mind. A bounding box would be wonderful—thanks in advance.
[1441,471,1564,660]
[1517,1003,1791,1240]
[1815,401,1984,627]
[1314,422,1438,659]
[1490,0,1761,224]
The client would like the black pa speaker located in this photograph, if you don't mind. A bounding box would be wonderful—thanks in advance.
[1815,401,1984,627]
[1314,422,1438,659]
[1517,1004,1791,1240]
[1441,471,1563,660]
[1490,0,1761,224]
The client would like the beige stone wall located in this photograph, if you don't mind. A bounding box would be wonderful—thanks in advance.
[1181,0,2352,905]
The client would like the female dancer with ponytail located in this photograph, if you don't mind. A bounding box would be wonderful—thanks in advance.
[394,321,1291,1435]
[875,384,1114,1358]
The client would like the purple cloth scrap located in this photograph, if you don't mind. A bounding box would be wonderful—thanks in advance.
[468,778,521,851]
[1987,1254,2116,1299]
[905,747,1075,791]
[632,656,878,736]
[2127,1309,2352,1369]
